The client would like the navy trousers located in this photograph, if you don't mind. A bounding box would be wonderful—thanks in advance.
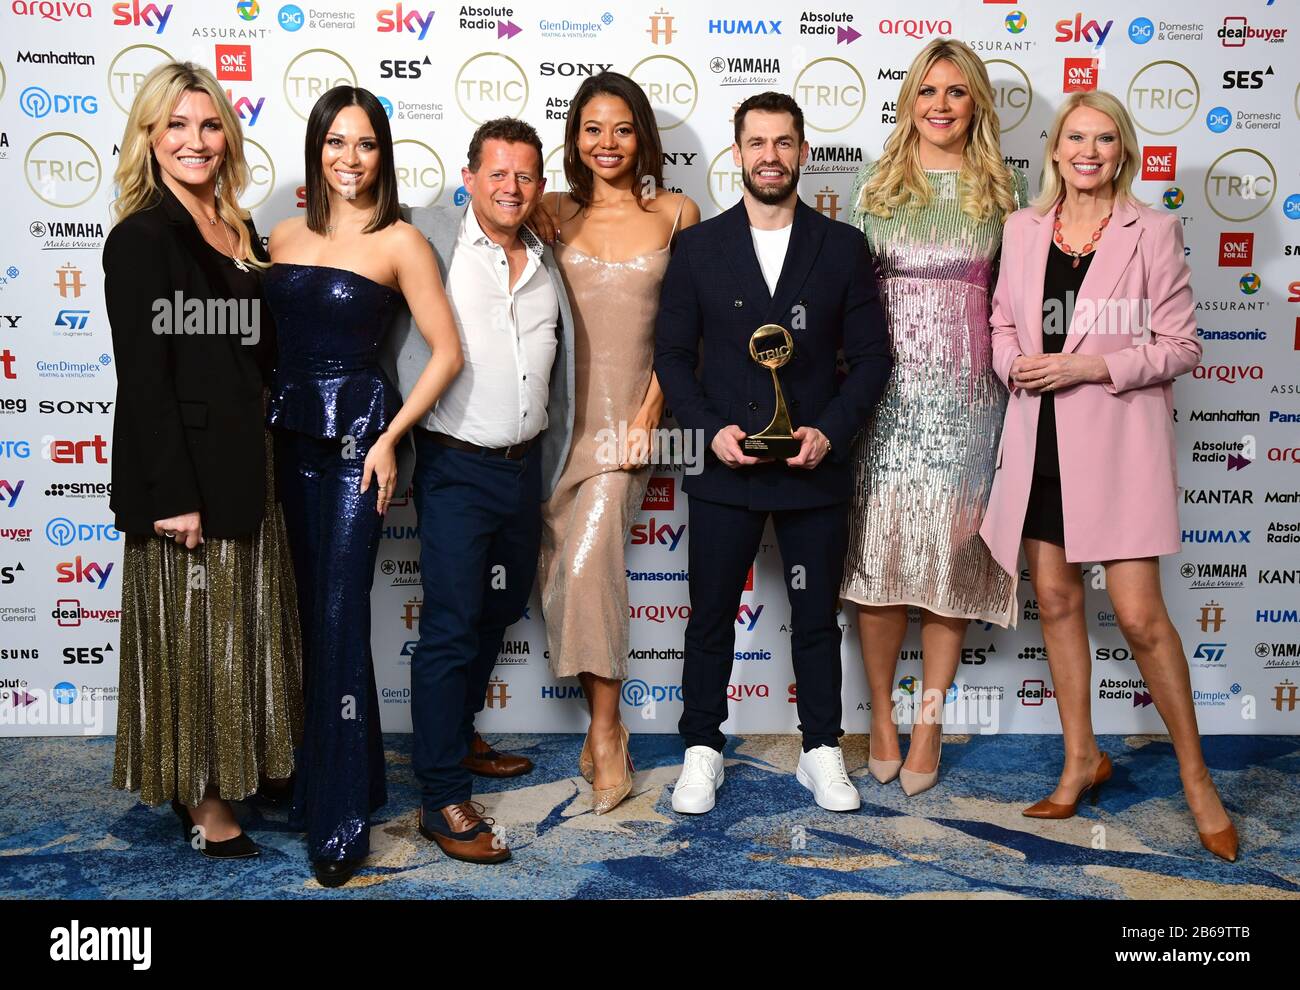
[409,428,541,814]
[679,495,849,753]
[276,430,387,864]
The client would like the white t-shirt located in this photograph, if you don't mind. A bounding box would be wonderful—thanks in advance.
[750,223,793,296]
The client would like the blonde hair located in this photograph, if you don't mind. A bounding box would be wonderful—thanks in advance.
[858,38,1018,223]
[113,61,264,267]
[1032,90,1141,213]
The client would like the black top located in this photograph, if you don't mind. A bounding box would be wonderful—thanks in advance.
[105,182,275,538]
[1033,243,1094,479]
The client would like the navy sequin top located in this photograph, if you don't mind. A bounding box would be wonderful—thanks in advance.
[264,263,402,440]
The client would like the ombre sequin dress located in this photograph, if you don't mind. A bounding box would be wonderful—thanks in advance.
[537,209,680,679]
[840,165,1026,627]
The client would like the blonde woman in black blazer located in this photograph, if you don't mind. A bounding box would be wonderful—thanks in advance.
[107,61,302,858]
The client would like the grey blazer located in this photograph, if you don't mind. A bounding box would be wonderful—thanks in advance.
[380,203,576,500]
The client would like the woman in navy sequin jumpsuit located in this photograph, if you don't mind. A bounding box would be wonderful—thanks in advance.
[265,87,463,888]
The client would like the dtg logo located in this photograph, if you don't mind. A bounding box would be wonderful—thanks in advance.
[111,1,173,33]
[0,479,23,508]
[1206,107,1232,133]
[377,5,434,40]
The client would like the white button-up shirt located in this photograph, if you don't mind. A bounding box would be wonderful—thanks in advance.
[429,205,559,447]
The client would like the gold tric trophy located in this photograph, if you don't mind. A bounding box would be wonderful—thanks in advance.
[740,324,801,459]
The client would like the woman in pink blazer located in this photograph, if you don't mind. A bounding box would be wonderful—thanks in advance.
[979,92,1237,861]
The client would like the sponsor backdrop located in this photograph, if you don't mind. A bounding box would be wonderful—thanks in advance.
[0,0,1296,739]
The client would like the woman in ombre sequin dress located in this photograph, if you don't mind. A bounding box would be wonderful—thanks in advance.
[839,40,1026,795]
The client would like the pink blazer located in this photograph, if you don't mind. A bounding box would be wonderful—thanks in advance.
[979,198,1201,574]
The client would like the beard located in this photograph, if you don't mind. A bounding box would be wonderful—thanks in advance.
[742,161,800,204]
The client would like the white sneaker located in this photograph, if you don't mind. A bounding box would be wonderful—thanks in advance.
[671,745,725,814]
[796,745,861,812]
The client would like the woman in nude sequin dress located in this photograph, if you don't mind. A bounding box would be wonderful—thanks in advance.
[840,40,1026,795]
[536,73,699,815]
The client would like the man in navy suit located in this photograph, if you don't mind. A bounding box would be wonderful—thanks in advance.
[654,92,891,814]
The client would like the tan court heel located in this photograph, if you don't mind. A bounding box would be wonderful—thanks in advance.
[592,724,634,815]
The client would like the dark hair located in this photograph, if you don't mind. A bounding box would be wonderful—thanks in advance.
[304,86,399,235]
[562,72,664,211]
[466,117,544,174]
[733,91,805,147]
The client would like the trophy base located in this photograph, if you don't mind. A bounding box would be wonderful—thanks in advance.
[740,435,802,459]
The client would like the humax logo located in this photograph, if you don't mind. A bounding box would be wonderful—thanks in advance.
[1207,106,1232,133]
[111,1,173,33]
[1128,17,1153,44]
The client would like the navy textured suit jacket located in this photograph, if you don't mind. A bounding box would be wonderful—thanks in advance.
[654,198,891,511]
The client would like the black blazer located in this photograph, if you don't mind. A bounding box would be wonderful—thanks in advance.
[105,183,273,538]
[654,198,892,511]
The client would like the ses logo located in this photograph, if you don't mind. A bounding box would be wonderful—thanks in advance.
[377,5,434,40]
[19,87,97,118]
[1223,66,1274,90]
[111,1,173,33]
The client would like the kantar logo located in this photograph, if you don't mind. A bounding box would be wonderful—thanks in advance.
[107,44,173,114]
[284,49,357,122]
[1127,60,1200,136]
[25,132,102,209]
[455,52,528,124]
[393,139,445,207]
[793,57,864,133]
[1205,149,1276,223]
[628,54,697,129]
[984,59,1031,132]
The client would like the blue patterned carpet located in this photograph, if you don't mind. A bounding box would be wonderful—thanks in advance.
[1,733,1296,900]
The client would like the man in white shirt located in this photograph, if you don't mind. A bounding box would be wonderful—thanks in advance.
[383,118,575,864]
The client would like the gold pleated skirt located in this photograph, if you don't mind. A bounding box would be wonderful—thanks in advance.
[111,432,304,807]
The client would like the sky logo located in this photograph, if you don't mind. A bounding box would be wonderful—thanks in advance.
[0,480,22,508]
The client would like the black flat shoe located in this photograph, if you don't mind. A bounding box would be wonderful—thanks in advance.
[313,860,358,888]
[170,800,261,859]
